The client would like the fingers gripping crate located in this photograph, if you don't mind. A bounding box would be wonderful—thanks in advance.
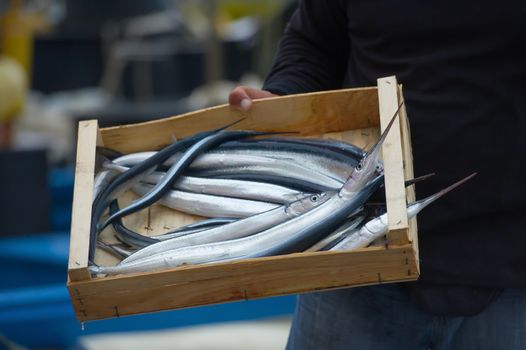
[67,76,419,321]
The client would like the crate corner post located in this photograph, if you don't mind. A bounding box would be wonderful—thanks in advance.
[68,120,102,282]
[377,76,410,246]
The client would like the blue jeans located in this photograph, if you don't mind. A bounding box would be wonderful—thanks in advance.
[285,284,526,350]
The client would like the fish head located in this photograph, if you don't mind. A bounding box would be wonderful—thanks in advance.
[285,192,334,216]
[340,150,383,196]
[341,103,403,195]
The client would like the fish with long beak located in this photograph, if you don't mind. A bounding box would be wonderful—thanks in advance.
[306,173,436,252]
[99,130,281,231]
[89,107,402,275]
[107,163,311,204]
[346,101,404,191]
[331,173,477,251]
[89,119,245,262]
[90,191,334,274]
[108,199,158,249]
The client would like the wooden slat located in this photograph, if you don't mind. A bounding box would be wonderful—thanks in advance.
[398,86,420,271]
[100,87,380,153]
[68,120,99,281]
[377,76,409,246]
[69,245,418,321]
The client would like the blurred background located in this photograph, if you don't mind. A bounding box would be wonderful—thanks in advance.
[0,0,298,349]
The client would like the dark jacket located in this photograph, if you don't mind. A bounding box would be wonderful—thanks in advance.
[263,0,526,315]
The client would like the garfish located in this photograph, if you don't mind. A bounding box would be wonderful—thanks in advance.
[306,173,437,251]
[120,192,332,264]
[108,199,158,248]
[114,152,344,190]
[152,217,238,240]
[99,130,275,231]
[130,182,280,218]
[108,164,309,204]
[256,137,366,160]
[91,106,401,274]
[91,176,383,275]
[93,167,120,200]
[331,173,477,251]
[192,173,335,193]
[88,120,244,262]
[212,139,359,182]
[305,214,366,252]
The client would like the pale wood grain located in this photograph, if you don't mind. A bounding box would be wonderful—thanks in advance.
[398,86,420,271]
[69,245,418,321]
[100,87,380,153]
[68,120,99,281]
[377,76,410,246]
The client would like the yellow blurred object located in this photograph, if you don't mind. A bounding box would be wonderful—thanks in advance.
[219,0,283,20]
[0,56,26,122]
[0,0,33,79]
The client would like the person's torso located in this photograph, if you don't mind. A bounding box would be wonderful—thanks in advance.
[342,0,526,287]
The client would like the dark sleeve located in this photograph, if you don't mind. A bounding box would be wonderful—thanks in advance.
[263,0,350,95]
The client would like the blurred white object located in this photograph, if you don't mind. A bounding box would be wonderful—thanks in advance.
[12,88,110,163]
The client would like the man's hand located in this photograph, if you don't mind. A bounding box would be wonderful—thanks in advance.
[228,86,277,112]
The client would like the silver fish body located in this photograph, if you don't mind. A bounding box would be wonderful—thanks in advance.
[152,217,237,241]
[187,153,344,189]
[131,183,280,218]
[152,227,209,241]
[93,167,120,200]
[91,176,381,275]
[114,152,344,190]
[120,192,331,264]
[305,215,365,252]
[90,112,400,275]
[331,173,477,251]
[109,164,308,204]
[210,148,354,183]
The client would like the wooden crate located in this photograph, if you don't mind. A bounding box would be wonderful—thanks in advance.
[67,76,419,322]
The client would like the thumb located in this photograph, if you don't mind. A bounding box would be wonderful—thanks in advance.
[229,86,277,112]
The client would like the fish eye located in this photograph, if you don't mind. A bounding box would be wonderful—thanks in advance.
[356,163,363,171]
[310,195,319,202]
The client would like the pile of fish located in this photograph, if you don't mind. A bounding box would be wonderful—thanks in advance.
[88,108,475,276]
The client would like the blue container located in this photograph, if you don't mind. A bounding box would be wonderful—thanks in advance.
[49,167,75,232]
[0,232,295,349]
[0,168,296,349]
